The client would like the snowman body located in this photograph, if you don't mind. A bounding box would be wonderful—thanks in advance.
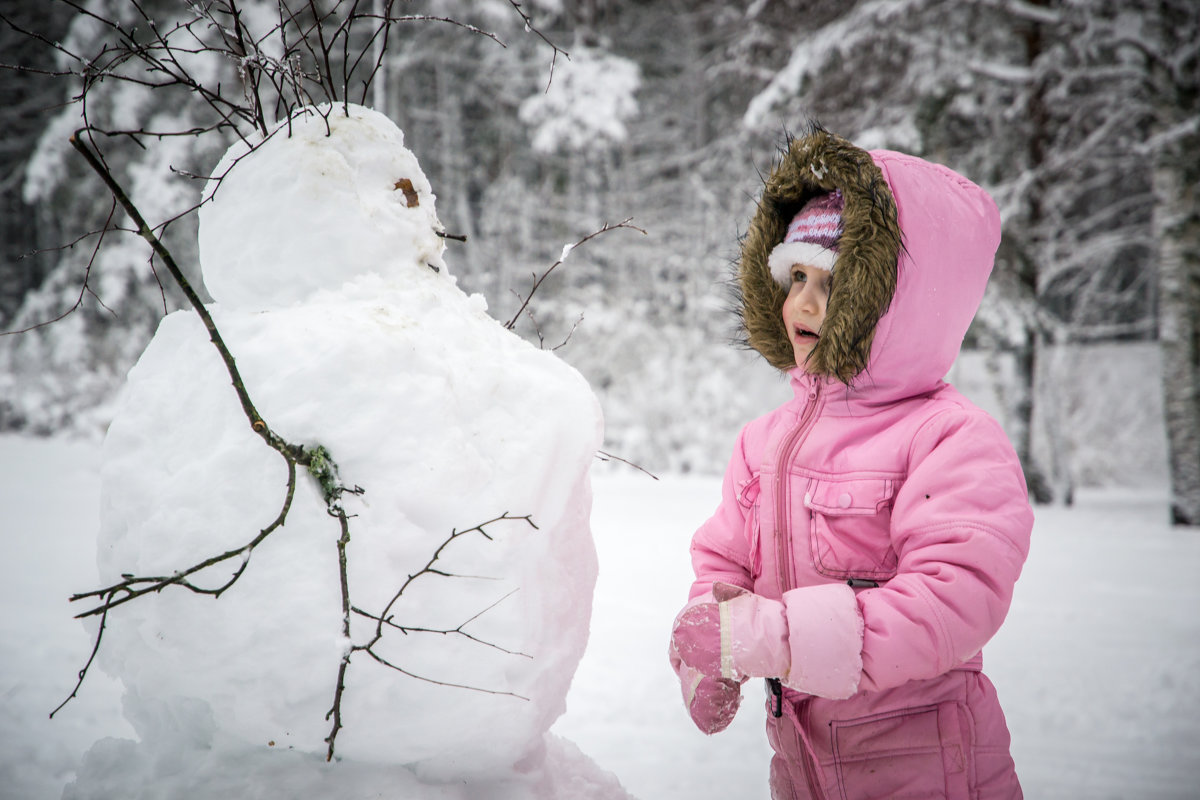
[96,105,603,779]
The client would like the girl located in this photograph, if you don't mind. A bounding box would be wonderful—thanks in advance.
[669,126,1033,799]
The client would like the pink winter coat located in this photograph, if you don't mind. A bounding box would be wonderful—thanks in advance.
[685,129,1034,799]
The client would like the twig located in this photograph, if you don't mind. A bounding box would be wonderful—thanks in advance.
[552,312,585,351]
[69,131,277,446]
[321,513,538,758]
[504,218,645,330]
[505,0,569,90]
[595,450,660,480]
[351,587,533,658]
[325,506,353,761]
[70,459,299,619]
[0,198,119,337]
[366,513,537,649]
[360,649,529,701]
[49,591,115,719]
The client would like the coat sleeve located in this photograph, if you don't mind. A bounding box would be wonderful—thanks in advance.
[779,406,1033,696]
[686,425,758,601]
[857,407,1033,692]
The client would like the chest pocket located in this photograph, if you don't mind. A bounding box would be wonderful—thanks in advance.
[737,474,763,581]
[804,476,901,581]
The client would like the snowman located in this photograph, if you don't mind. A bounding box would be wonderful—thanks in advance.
[67,104,628,798]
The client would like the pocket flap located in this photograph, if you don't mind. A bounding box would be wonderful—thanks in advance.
[804,478,897,516]
[736,474,761,509]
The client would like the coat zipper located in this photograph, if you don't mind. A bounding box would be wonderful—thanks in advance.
[774,382,823,595]
[798,699,824,800]
[772,381,826,800]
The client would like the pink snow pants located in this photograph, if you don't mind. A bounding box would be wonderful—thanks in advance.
[765,670,1022,800]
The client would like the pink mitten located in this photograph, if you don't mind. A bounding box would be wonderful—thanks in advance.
[671,654,743,733]
[671,583,791,682]
[669,636,743,734]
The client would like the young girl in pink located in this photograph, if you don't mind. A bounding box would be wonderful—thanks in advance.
[669,126,1033,799]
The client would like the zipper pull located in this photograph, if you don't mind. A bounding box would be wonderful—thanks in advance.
[847,578,880,588]
[767,678,784,718]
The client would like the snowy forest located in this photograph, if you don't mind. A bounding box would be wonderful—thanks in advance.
[0,0,1198,512]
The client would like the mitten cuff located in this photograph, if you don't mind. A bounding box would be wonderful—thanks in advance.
[723,591,790,680]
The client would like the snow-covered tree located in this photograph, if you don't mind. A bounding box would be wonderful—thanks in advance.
[1122,0,1200,525]
[2,0,1184,488]
[0,0,239,432]
[0,1,73,325]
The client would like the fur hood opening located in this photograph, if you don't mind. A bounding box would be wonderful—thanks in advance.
[737,125,901,382]
[736,125,1000,405]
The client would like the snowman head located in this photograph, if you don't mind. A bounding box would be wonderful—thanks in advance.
[199,104,447,310]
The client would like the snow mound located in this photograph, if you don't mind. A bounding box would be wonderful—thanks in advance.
[64,720,633,800]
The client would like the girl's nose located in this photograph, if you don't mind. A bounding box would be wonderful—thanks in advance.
[791,282,821,314]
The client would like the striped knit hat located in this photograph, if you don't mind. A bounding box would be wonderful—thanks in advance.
[768,190,844,285]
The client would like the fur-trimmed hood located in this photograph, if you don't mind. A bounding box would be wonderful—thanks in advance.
[738,127,1000,406]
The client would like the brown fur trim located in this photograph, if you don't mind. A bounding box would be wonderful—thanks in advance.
[736,126,901,381]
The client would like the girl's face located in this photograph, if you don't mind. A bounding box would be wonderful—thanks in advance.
[782,263,832,369]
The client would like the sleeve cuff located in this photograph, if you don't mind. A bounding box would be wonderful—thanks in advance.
[780,583,863,699]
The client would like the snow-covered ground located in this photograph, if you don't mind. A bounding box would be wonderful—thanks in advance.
[2,434,1199,799]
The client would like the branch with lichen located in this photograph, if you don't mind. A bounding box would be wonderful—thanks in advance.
[52,136,358,731]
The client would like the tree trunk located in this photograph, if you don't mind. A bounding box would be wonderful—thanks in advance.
[1155,161,1200,525]
[1012,324,1053,503]
[1011,0,1058,505]
[1038,340,1075,505]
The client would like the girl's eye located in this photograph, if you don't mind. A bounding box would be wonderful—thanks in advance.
[791,269,805,284]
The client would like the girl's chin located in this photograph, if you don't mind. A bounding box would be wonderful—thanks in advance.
[792,341,817,364]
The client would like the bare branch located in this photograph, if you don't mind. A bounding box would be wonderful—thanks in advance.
[224,0,270,135]
[595,450,661,480]
[380,14,505,46]
[551,312,585,351]
[69,131,276,443]
[0,8,88,66]
[359,648,530,701]
[505,0,569,89]
[49,592,114,720]
[70,458,298,619]
[369,513,537,647]
[325,504,354,760]
[322,513,538,758]
[351,588,534,659]
[505,218,645,330]
[0,199,120,337]
[324,651,351,760]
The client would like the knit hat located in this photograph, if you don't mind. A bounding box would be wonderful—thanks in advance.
[767,190,844,285]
